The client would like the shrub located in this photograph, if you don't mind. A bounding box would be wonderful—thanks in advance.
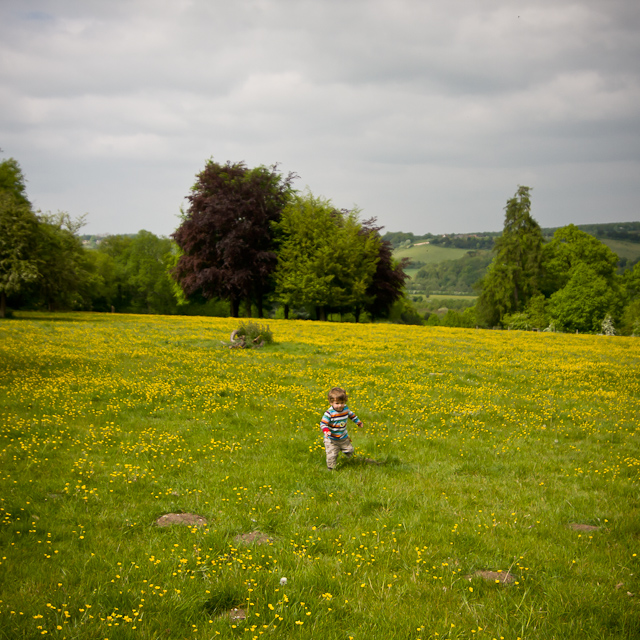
[230,321,274,348]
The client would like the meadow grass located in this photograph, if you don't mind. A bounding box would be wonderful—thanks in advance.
[1,312,639,640]
[393,245,470,267]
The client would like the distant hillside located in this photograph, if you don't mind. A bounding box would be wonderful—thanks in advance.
[385,221,640,251]
[390,221,640,296]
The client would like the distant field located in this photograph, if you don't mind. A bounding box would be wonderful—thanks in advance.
[393,244,469,265]
[429,294,477,301]
[395,237,639,290]
[600,239,640,263]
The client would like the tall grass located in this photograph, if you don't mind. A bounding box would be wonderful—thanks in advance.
[1,312,639,639]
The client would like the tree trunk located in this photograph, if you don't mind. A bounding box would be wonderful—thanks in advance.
[354,306,361,323]
[230,297,240,318]
[0,291,6,318]
[256,292,264,318]
[284,304,289,320]
[317,306,326,321]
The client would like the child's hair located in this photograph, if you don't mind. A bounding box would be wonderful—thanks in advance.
[328,387,348,403]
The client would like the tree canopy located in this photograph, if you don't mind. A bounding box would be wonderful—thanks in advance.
[272,192,406,321]
[0,192,40,317]
[172,160,296,317]
[477,186,544,326]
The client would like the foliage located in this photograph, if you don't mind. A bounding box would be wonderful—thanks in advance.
[477,186,544,326]
[543,221,640,244]
[439,306,477,328]
[547,263,618,333]
[503,293,548,331]
[230,320,274,348]
[273,192,389,321]
[27,212,99,311]
[620,299,640,337]
[384,230,498,250]
[172,160,296,317]
[361,220,408,320]
[0,157,30,207]
[421,296,476,312]
[541,224,620,297]
[388,296,424,325]
[95,231,177,313]
[414,250,493,294]
[0,192,40,317]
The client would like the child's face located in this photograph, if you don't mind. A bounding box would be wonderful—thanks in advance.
[330,398,346,412]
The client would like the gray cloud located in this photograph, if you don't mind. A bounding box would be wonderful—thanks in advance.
[1,0,638,235]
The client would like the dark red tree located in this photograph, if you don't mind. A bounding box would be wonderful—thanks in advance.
[361,219,409,320]
[172,160,296,317]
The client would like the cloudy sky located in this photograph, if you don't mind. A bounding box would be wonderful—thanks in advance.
[1,0,639,237]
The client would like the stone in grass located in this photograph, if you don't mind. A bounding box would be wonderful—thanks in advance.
[468,570,516,584]
[228,608,246,621]
[233,530,273,545]
[568,523,599,532]
[155,513,208,527]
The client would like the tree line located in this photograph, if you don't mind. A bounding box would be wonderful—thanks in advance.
[1,157,408,321]
[384,222,640,253]
[171,160,407,321]
[3,155,638,334]
[473,187,640,335]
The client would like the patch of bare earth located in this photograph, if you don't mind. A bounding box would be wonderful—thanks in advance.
[467,570,516,584]
[568,523,599,532]
[233,531,272,545]
[228,608,246,621]
[155,513,207,527]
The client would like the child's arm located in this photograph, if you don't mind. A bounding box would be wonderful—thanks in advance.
[348,409,364,429]
[320,411,332,436]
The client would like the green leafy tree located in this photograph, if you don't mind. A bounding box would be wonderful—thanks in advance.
[0,158,30,207]
[541,224,619,296]
[620,261,640,335]
[477,186,544,326]
[93,232,179,313]
[33,212,99,311]
[125,231,176,313]
[272,193,337,319]
[0,192,40,317]
[326,209,381,321]
[541,224,623,332]
[273,193,380,321]
[547,263,618,333]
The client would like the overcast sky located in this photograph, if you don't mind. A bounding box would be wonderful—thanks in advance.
[1,0,639,237]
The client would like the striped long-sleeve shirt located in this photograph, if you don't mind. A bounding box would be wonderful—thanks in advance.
[320,406,363,441]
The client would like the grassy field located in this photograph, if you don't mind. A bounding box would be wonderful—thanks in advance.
[1,312,640,640]
[599,239,640,264]
[393,245,472,284]
[393,245,470,265]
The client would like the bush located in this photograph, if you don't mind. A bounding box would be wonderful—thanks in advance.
[230,321,274,348]
[389,298,424,325]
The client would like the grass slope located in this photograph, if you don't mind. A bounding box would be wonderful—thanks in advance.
[393,244,470,265]
[1,313,639,640]
[600,239,640,263]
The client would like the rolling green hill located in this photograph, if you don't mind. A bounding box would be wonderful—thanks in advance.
[392,222,640,296]
[599,239,640,264]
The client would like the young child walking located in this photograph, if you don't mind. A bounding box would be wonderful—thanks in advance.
[320,387,364,470]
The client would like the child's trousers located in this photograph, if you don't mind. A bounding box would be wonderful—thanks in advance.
[324,436,354,469]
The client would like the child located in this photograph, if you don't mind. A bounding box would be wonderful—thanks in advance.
[320,387,364,470]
